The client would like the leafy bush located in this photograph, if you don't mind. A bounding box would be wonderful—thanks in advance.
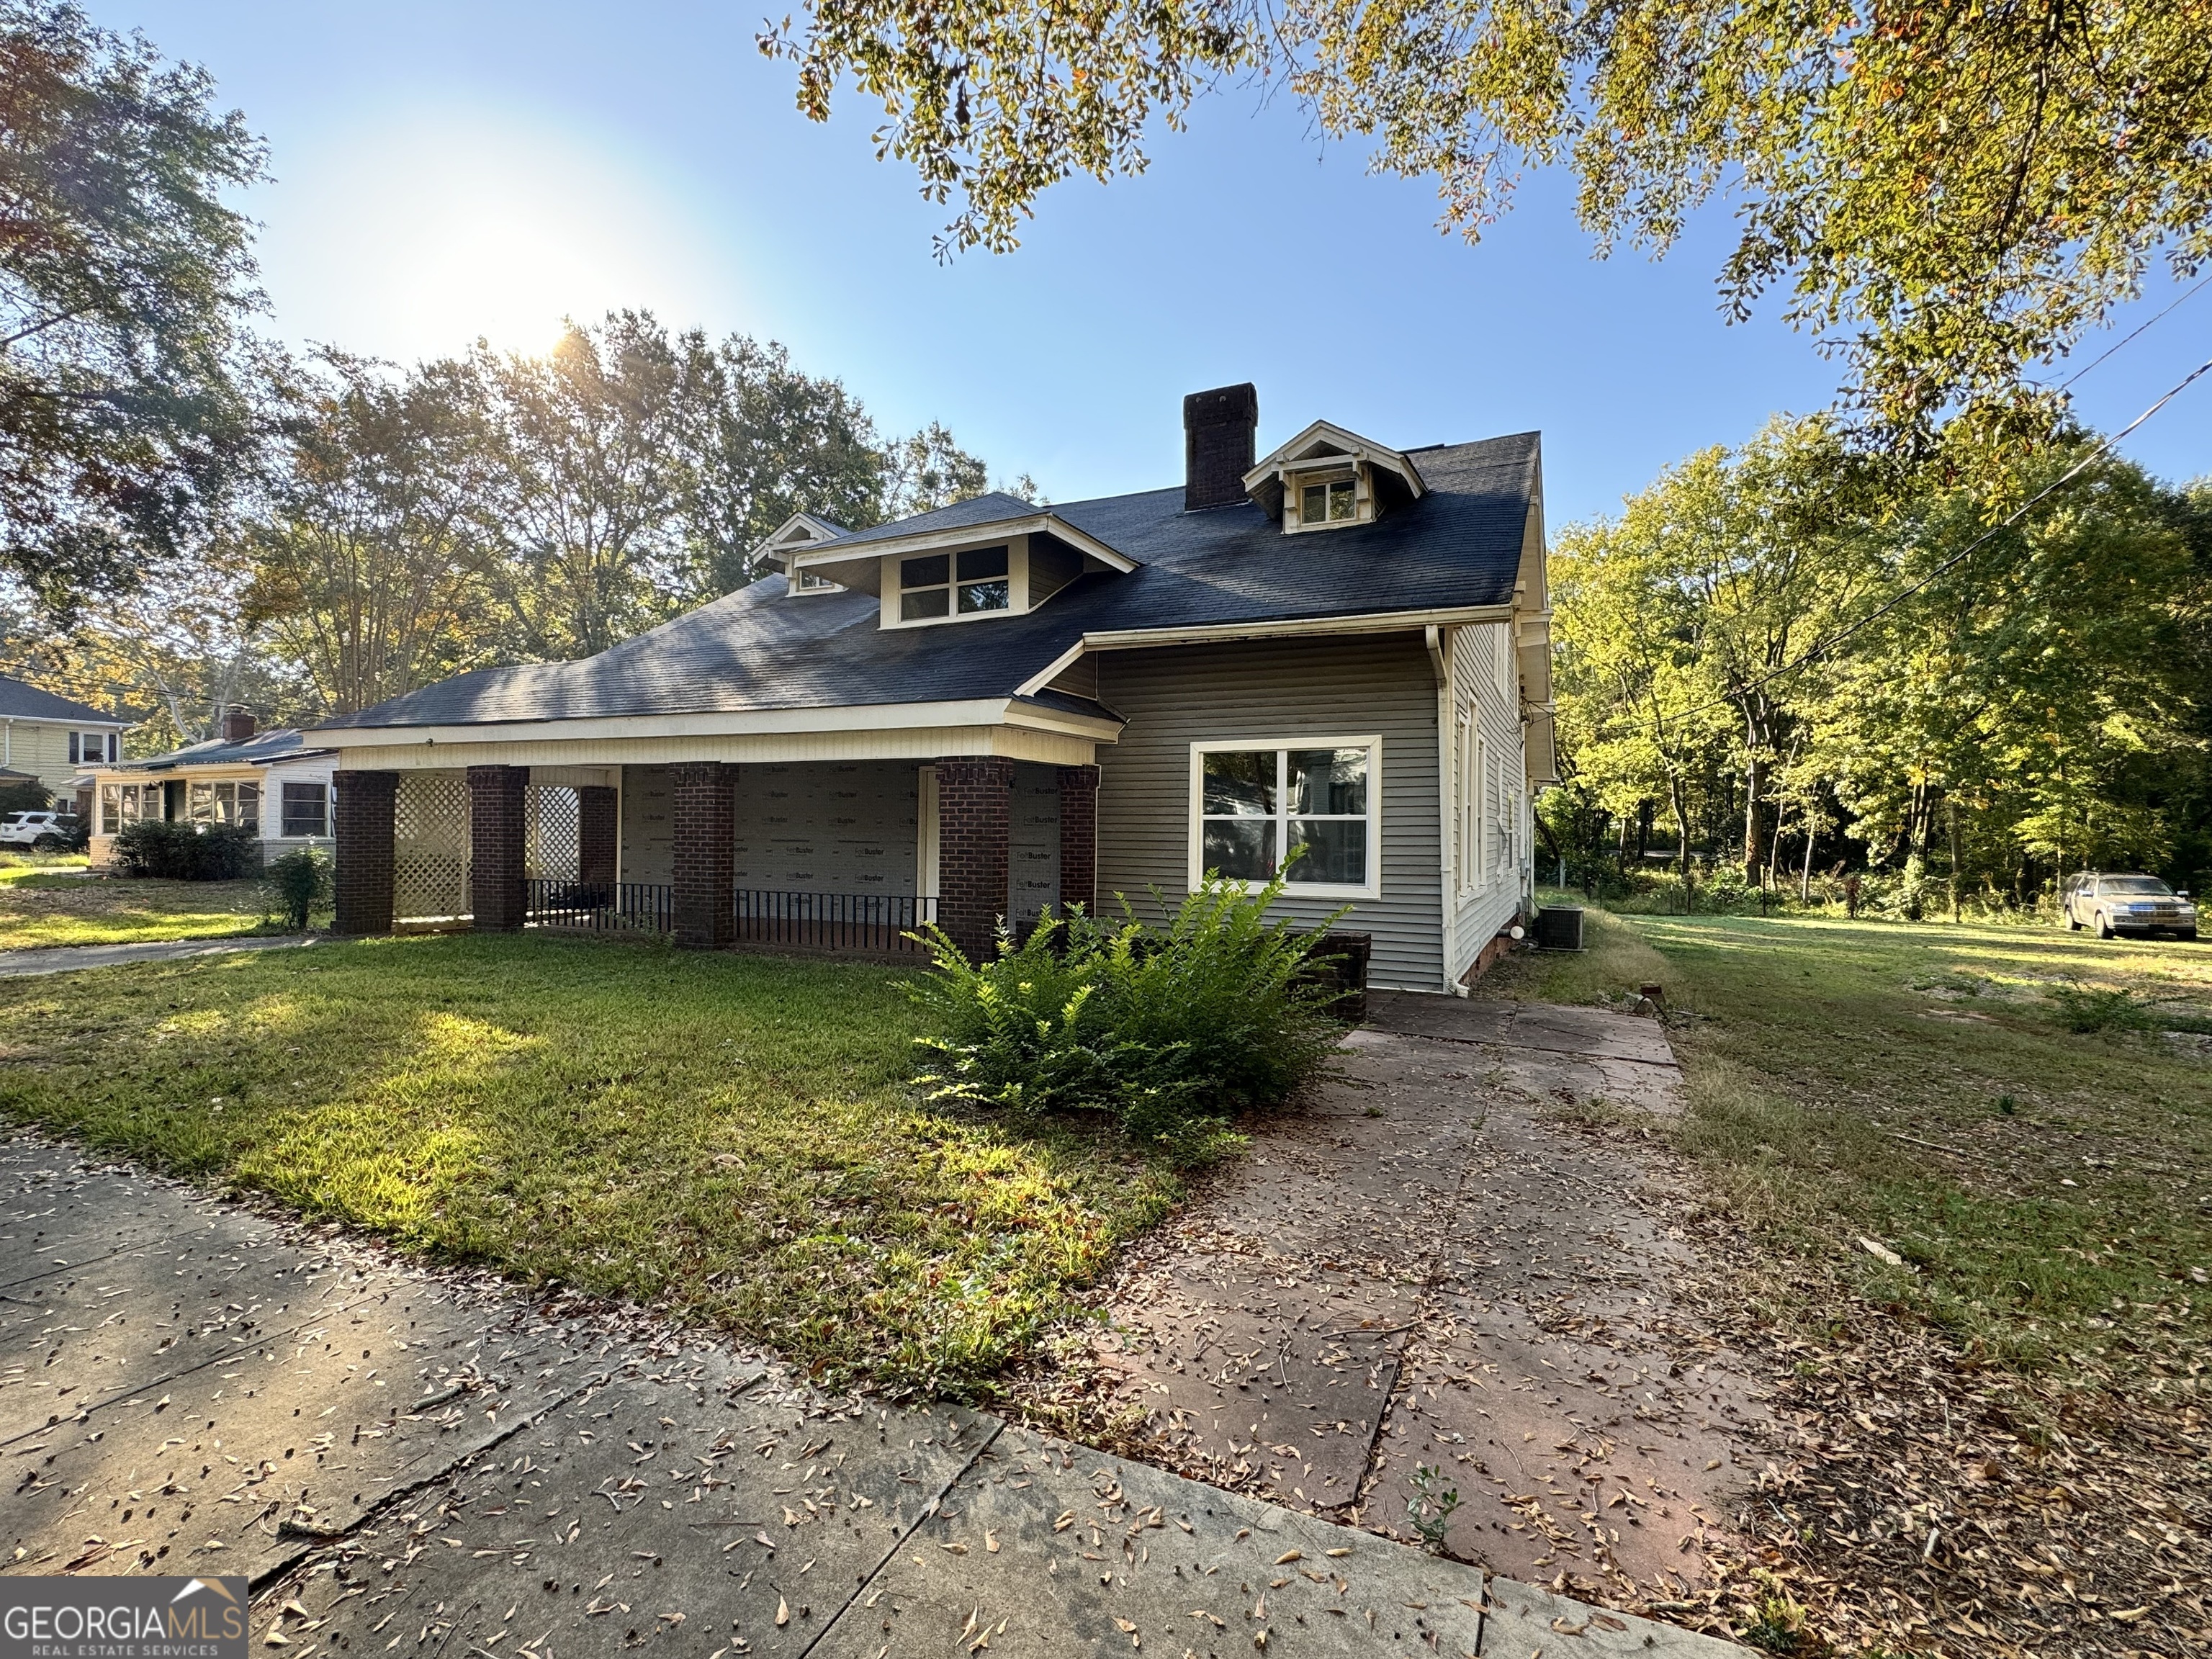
[264,845,331,930]
[111,819,259,880]
[2046,982,2150,1034]
[0,775,48,817]
[905,875,1349,1164]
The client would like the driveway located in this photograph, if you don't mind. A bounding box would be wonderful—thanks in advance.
[0,1134,1736,1655]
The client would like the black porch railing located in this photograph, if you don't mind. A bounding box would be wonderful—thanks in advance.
[734,889,937,954]
[523,879,936,953]
[525,878,673,934]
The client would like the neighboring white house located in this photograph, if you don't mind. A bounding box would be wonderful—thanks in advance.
[86,713,338,869]
[0,672,130,806]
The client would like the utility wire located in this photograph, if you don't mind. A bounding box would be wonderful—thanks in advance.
[1678,350,2212,721]
[2054,272,2212,392]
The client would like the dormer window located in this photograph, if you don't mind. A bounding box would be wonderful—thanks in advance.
[1299,476,1357,526]
[901,547,1010,620]
[793,568,838,593]
[1245,420,1429,533]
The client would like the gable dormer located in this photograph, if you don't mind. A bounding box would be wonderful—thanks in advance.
[1243,421,1428,533]
[752,511,852,593]
[786,498,1137,630]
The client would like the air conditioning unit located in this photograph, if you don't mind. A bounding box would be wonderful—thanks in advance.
[1534,905,1584,952]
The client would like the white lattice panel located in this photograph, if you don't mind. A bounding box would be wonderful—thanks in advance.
[394,771,470,921]
[526,785,580,882]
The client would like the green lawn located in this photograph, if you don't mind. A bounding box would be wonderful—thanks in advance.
[0,866,279,950]
[0,933,1176,1395]
[1489,898,2211,1378]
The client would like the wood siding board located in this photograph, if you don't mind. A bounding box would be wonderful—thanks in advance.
[1448,620,1529,980]
[1094,634,1444,990]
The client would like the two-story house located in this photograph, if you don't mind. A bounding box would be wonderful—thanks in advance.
[309,387,1555,992]
[0,673,130,810]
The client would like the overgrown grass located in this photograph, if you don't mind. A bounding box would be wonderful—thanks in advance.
[0,933,1179,1394]
[1495,896,2212,1377]
[0,871,280,950]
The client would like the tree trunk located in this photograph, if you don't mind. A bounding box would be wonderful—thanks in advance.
[1671,778,1691,879]
[1799,791,1818,904]
[1947,798,1961,923]
[1743,755,1766,884]
[1767,799,1787,892]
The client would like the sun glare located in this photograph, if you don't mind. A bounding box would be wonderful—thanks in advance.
[267,108,735,363]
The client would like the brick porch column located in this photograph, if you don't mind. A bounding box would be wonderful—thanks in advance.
[672,761,735,948]
[332,770,398,936]
[1058,763,1099,917]
[468,765,528,932]
[936,755,1015,961]
[577,785,618,895]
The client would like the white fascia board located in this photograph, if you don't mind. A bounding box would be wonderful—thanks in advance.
[1244,420,1428,499]
[790,513,1138,577]
[749,510,848,570]
[311,696,1124,752]
[1015,605,1514,696]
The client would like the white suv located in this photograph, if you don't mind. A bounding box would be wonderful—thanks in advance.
[0,810,80,850]
[2061,871,2198,941]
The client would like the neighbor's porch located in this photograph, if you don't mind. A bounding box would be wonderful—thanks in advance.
[328,756,1100,961]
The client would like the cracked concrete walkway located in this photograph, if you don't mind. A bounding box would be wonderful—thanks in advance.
[0,1136,1736,1655]
[1032,996,1762,1626]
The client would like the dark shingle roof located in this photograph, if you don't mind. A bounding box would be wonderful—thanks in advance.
[322,431,1539,731]
[0,673,126,725]
[114,728,329,772]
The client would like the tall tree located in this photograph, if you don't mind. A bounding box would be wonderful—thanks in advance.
[764,0,2212,437]
[678,332,886,597]
[241,351,493,719]
[0,1,265,610]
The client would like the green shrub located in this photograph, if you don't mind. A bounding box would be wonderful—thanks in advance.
[2046,981,2150,1033]
[905,874,1347,1165]
[0,775,48,817]
[111,819,259,880]
[264,845,331,930]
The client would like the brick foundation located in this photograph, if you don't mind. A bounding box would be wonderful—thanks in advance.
[468,765,529,932]
[673,761,736,948]
[1057,764,1098,917]
[577,786,618,892]
[935,755,1014,961]
[1459,927,1523,986]
[332,770,398,936]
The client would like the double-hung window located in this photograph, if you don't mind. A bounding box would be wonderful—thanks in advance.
[280,781,329,838]
[899,546,1010,621]
[98,783,145,835]
[68,731,114,765]
[1190,739,1380,898]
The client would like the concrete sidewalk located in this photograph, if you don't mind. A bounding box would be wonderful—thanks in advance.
[0,1136,1736,1655]
[0,935,318,976]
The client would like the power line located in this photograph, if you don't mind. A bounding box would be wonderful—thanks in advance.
[2053,272,2212,392]
[1676,351,2212,721]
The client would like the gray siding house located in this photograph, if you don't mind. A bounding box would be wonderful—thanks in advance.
[312,386,1555,992]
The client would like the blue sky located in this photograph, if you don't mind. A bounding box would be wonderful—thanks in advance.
[96,0,2212,525]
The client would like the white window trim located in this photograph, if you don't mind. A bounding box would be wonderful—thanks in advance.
[1186,736,1382,901]
[880,537,1032,629]
[1281,462,1377,534]
[790,568,840,595]
[277,780,331,839]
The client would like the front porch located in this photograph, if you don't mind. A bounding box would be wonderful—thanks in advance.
[330,756,1100,961]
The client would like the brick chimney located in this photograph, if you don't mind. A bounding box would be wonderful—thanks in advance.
[221,709,256,745]
[1183,383,1258,511]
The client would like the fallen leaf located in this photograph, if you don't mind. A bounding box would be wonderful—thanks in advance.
[775,1599,789,1629]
